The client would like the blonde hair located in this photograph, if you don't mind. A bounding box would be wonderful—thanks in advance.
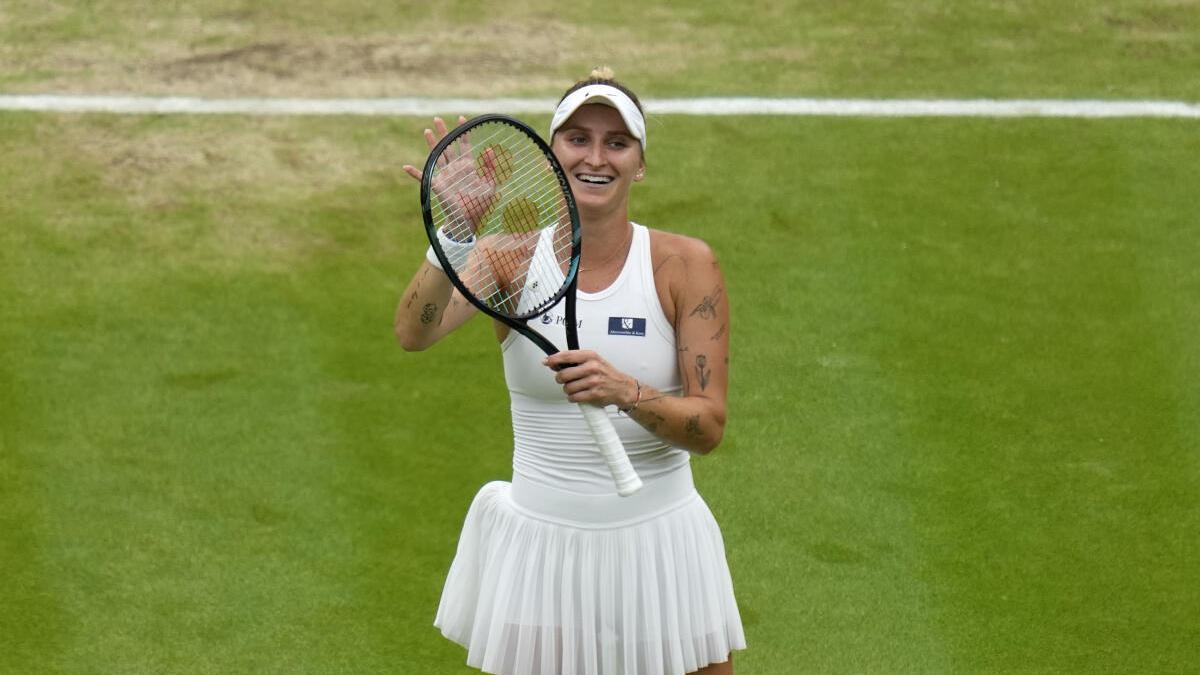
[558,66,643,113]
[589,65,616,81]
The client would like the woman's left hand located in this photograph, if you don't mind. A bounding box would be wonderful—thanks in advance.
[544,350,637,409]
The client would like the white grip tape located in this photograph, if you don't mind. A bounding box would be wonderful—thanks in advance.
[578,402,643,497]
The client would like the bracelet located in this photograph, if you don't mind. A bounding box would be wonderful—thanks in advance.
[619,379,642,414]
[425,228,476,272]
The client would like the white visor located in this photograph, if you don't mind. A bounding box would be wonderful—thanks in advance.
[549,84,646,151]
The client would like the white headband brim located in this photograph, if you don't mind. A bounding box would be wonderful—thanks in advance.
[549,84,646,151]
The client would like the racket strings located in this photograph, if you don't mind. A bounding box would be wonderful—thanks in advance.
[428,120,574,317]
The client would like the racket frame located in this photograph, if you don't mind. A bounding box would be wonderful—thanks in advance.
[421,114,580,336]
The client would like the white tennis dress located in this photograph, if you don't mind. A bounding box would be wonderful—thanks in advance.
[435,224,746,675]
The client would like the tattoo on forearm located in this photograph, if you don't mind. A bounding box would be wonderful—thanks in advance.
[420,303,437,325]
[711,323,726,341]
[689,286,724,320]
[684,415,703,438]
[695,354,711,391]
[643,410,666,433]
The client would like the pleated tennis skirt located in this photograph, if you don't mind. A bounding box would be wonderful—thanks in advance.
[434,468,746,675]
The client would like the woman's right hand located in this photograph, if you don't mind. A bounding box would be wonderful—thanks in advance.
[402,116,499,237]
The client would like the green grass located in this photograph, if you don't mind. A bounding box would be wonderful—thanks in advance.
[3,109,1198,673]
[3,1,1200,672]
[2,0,1198,99]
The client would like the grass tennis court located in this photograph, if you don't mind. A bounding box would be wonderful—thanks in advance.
[3,2,1199,673]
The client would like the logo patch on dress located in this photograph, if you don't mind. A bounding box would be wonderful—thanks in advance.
[607,317,646,336]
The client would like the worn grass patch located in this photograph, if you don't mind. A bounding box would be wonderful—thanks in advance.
[12,113,435,274]
[1,0,1198,98]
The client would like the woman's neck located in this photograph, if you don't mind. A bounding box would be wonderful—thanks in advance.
[578,212,633,273]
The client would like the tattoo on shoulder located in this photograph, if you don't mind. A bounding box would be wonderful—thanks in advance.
[654,253,684,274]
[689,286,724,321]
[695,354,711,391]
[420,303,437,325]
[684,415,703,438]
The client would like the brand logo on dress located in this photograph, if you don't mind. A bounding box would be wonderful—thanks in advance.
[607,317,646,336]
[541,314,582,328]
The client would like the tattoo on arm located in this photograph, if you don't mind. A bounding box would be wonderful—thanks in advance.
[654,253,684,274]
[695,354,711,391]
[420,303,437,325]
[711,323,726,341]
[684,415,703,438]
[689,286,724,320]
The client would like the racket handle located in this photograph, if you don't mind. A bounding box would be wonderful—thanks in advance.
[578,403,643,497]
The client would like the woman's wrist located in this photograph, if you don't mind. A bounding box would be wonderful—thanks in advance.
[618,378,642,414]
[426,227,476,271]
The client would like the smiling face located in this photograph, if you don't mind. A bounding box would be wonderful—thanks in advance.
[550,103,645,219]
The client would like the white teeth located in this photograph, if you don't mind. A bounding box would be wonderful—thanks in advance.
[577,174,613,184]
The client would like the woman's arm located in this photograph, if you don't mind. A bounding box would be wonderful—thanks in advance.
[545,233,729,454]
[393,260,478,351]
[394,115,487,352]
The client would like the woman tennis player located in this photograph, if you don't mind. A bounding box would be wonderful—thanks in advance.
[395,67,746,675]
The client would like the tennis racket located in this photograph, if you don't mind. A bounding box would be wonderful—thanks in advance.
[419,114,643,497]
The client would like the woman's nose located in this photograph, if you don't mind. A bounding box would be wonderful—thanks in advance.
[585,142,605,166]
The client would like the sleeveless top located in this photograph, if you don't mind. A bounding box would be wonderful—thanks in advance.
[501,223,690,494]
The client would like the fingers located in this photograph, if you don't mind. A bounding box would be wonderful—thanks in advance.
[427,116,469,139]
[456,125,473,159]
[546,353,632,406]
[555,367,603,398]
[480,146,498,184]
[401,164,422,182]
[426,116,464,165]
[544,349,595,371]
[546,350,616,384]
[424,123,449,168]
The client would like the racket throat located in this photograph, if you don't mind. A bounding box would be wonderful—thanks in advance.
[563,277,582,351]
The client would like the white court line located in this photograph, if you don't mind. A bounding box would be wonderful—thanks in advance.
[0,94,1198,118]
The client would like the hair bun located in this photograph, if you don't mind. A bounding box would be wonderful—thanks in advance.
[589,65,616,81]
